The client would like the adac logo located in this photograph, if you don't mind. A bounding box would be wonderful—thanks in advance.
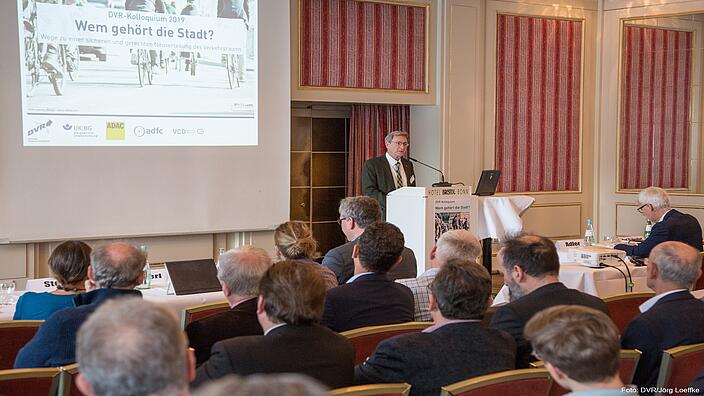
[27,120,53,136]
[63,124,72,131]
[106,121,125,140]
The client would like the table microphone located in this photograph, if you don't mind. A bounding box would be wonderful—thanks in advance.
[408,156,453,187]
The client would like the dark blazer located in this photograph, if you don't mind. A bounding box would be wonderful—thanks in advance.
[621,291,704,393]
[322,239,417,284]
[185,298,263,366]
[355,322,516,396]
[489,282,609,368]
[193,323,354,389]
[361,155,416,218]
[321,273,414,332]
[614,209,703,257]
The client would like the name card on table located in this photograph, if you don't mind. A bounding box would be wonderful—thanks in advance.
[555,239,584,263]
[25,277,58,292]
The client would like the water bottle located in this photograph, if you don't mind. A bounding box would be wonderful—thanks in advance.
[584,218,596,246]
[217,248,225,269]
[643,220,653,239]
[137,244,151,289]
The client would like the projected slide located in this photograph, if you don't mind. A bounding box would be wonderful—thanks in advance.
[19,0,257,146]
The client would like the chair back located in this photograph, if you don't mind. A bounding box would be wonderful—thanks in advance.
[341,322,433,365]
[58,363,82,396]
[0,367,61,396]
[328,383,411,396]
[602,292,655,335]
[181,301,229,329]
[440,368,551,396]
[0,320,44,370]
[656,342,704,390]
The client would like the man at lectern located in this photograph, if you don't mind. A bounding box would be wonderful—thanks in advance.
[362,131,416,218]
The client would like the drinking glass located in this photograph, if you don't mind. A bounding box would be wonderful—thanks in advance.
[0,281,16,305]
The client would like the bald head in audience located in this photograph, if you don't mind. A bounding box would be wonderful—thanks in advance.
[431,229,481,268]
[76,298,196,396]
[218,246,272,306]
[88,242,146,290]
[646,241,702,293]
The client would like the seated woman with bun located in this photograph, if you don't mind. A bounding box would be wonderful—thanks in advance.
[13,241,91,320]
[274,221,338,290]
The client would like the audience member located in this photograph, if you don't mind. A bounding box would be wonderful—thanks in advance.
[322,196,417,283]
[397,229,481,321]
[186,246,271,365]
[489,233,609,368]
[274,221,337,290]
[614,186,703,257]
[621,241,704,394]
[75,298,195,396]
[194,260,354,388]
[525,305,630,395]
[355,260,515,395]
[321,222,414,332]
[14,240,91,320]
[193,374,327,396]
[15,242,145,368]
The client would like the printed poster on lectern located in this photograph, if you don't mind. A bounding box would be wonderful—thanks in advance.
[433,197,473,242]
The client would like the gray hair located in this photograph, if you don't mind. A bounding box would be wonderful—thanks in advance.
[436,230,481,263]
[638,187,671,210]
[192,374,328,396]
[339,196,381,228]
[77,298,188,396]
[218,246,272,296]
[90,243,145,289]
[649,241,702,288]
[384,130,409,144]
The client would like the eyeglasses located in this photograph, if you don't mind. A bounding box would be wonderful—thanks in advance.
[336,217,348,226]
[637,203,652,213]
[390,141,409,147]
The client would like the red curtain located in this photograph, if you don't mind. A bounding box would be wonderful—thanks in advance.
[620,26,692,190]
[299,0,426,91]
[495,15,582,192]
[347,104,411,197]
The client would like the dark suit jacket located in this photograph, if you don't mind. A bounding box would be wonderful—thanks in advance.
[321,273,414,332]
[489,282,610,368]
[322,239,417,284]
[354,322,516,396]
[614,209,703,257]
[621,291,704,393]
[185,298,263,366]
[193,323,354,389]
[361,155,416,218]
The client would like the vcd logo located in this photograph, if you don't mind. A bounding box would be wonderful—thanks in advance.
[106,121,125,140]
[27,120,53,136]
[134,126,163,137]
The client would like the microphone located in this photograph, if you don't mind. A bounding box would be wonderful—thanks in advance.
[408,157,453,187]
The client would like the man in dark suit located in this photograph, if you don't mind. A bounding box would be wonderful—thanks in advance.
[186,246,271,365]
[362,131,416,219]
[621,241,704,394]
[489,234,610,368]
[322,196,417,284]
[193,260,354,389]
[355,259,516,396]
[321,222,414,332]
[614,186,703,257]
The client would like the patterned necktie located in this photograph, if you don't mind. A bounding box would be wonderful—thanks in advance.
[394,161,404,188]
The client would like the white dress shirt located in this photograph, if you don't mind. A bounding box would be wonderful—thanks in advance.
[385,152,408,189]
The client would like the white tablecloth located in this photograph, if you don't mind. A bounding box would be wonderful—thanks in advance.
[476,195,535,240]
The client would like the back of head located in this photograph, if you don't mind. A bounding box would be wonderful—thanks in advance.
[638,186,671,210]
[430,259,491,320]
[259,260,326,325]
[435,230,481,263]
[274,221,318,260]
[500,234,559,278]
[218,246,272,296]
[77,298,188,396]
[357,222,405,273]
[524,305,621,384]
[90,243,146,288]
[339,196,382,228]
[49,240,91,287]
[192,374,328,396]
[649,241,702,289]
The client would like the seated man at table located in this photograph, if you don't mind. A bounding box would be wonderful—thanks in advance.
[489,233,609,368]
[75,298,196,396]
[194,260,354,389]
[186,246,271,365]
[397,229,481,321]
[322,196,417,284]
[614,186,703,258]
[525,305,630,395]
[355,259,515,396]
[621,241,704,394]
[321,222,414,332]
[15,242,145,368]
